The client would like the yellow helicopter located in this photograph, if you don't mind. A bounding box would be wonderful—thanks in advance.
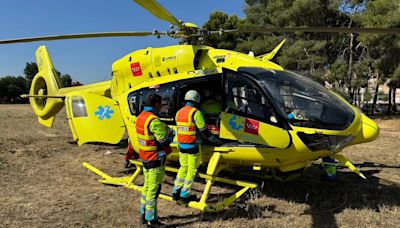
[2,0,395,213]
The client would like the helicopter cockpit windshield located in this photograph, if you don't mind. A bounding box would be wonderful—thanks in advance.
[239,67,355,130]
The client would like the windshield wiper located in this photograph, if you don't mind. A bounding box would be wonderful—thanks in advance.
[292,92,318,102]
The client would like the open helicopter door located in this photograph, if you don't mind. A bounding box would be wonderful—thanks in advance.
[219,69,291,149]
[65,92,125,145]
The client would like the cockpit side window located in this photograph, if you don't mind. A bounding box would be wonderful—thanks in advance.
[239,67,355,130]
[224,71,277,124]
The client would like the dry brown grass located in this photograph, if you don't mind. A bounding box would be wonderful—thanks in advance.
[1,104,399,228]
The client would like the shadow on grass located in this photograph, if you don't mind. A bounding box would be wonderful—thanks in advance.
[68,138,128,149]
[260,166,400,228]
[353,162,400,170]
[160,164,400,228]
[163,205,284,227]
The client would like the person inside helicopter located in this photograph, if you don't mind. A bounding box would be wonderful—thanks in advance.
[201,89,222,118]
[179,78,223,137]
[200,89,222,135]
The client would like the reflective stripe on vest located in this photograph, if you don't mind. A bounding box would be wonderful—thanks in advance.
[176,106,197,144]
[136,111,158,161]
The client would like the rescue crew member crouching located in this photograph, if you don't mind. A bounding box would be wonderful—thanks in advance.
[136,94,173,227]
[172,90,220,203]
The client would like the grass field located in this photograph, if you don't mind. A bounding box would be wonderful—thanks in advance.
[0,104,399,227]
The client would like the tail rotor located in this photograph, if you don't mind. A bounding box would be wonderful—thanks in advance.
[27,46,64,127]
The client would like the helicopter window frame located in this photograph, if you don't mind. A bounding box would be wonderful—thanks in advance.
[223,69,285,128]
[176,74,223,109]
[135,82,177,124]
[127,91,139,116]
[71,96,88,118]
[176,74,224,127]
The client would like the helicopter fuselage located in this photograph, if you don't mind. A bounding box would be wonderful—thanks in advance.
[106,44,379,177]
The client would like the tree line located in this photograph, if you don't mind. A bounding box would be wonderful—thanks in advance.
[0,62,73,103]
[1,0,398,113]
[202,0,400,115]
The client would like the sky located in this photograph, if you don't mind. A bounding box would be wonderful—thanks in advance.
[0,0,246,84]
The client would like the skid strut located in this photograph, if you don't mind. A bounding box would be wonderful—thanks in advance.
[83,152,257,213]
[332,154,367,179]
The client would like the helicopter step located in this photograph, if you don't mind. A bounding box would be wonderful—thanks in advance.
[82,152,257,213]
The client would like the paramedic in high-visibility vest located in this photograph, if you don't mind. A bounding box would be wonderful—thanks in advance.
[172,90,220,203]
[136,94,173,226]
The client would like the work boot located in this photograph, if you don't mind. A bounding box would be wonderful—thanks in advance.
[325,174,337,182]
[172,189,181,201]
[140,214,146,225]
[146,220,164,227]
[320,173,337,182]
[180,194,198,204]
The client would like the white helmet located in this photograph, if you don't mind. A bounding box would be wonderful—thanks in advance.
[184,90,201,103]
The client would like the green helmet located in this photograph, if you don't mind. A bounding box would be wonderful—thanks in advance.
[184,90,201,103]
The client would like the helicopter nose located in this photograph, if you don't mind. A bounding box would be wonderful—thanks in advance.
[355,113,380,143]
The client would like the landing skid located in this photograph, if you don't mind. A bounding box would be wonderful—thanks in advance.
[83,152,257,212]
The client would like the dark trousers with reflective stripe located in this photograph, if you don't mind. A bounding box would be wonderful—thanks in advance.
[140,165,165,221]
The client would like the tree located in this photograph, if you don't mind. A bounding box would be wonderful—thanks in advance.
[24,62,38,81]
[202,11,243,50]
[389,66,400,113]
[235,0,353,69]
[354,0,400,114]
[0,76,28,103]
[60,74,72,87]
[22,61,74,88]
[202,0,399,112]
[23,62,38,92]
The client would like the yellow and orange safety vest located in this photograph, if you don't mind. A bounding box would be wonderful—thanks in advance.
[136,111,159,161]
[176,106,198,144]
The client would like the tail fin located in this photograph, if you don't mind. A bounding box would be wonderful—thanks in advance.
[28,45,64,127]
[257,39,286,62]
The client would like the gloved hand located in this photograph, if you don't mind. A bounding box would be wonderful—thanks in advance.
[209,135,223,146]
[157,151,167,165]
[215,140,224,146]
[163,146,172,155]
[167,127,175,141]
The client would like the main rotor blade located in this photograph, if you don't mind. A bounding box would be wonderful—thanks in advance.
[213,27,400,35]
[0,31,164,44]
[133,0,181,27]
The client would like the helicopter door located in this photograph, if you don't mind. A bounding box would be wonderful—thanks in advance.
[65,92,125,145]
[219,69,291,149]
